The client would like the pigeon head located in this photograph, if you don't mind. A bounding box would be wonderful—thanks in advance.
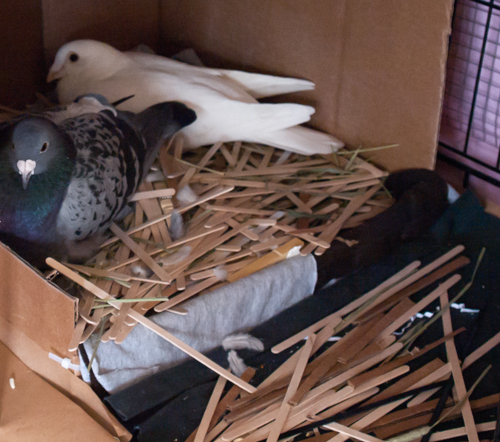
[9,117,75,189]
[47,39,128,84]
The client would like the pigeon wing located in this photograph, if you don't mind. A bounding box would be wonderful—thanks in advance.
[126,51,315,99]
[56,111,144,241]
[121,101,197,176]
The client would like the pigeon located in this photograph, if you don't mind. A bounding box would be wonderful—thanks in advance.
[47,39,344,155]
[0,95,196,267]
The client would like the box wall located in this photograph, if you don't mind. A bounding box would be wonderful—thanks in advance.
[0,315,131,440]
[0,0,161,108]
[0,244,77,358]
[0,0,44,108]
[159,0,453,171]
[41,0,162,63]
[337,1,453,171]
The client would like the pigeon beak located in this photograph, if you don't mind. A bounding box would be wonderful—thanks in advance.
[17,159,37,190]
[47,67,62,83]
[21,170,34,190]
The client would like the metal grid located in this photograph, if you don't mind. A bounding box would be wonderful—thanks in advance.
[439,0,500,189]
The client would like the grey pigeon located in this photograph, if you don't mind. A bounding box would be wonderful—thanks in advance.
[0,95,196,268]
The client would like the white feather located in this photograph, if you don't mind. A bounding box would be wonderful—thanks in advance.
[145,170,165,182]
[226,350,248,377]
[249,125,344,155]
[168,210,185,241]
[176,185,198,205]
[158,245,192,266]
[48,40,344,155]
[46,95,117,124]
[127,50,315,98]
[213,266,228,282]
[222,333,264,352]
[130,264,152,278]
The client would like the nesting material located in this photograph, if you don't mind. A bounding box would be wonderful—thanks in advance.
[47,136,390,353]
[182,245,500,442]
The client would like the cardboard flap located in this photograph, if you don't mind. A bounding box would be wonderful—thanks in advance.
[0,313,132,441]
[0,243,77,358]
[0,342,118,441]
[336,1,454,171]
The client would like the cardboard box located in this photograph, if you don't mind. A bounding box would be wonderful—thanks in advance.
[0,341,127,441]
[0,0,453,438]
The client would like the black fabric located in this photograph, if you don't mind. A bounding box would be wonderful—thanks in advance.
[105,191,500,442]
[315,168,450,288]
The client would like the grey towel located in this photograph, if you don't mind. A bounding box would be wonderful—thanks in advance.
[81,254,317,393]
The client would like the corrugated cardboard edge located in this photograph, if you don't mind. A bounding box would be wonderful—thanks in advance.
[0,341,123,442]
[335,0,455,171]
[0,314,132,441]
[0,242,132,440]
[0,242,77,358]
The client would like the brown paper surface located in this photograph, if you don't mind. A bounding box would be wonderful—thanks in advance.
[0,314,132,441]
[42,0,160,62]
[0,243,77,359]
[159,0,453,171]
[0,342,118,441]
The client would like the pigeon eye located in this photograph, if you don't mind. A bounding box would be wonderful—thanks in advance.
[69,53,79,62]
[40,142,49,153]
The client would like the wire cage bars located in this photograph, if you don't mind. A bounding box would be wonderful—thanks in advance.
[439,0,500,202]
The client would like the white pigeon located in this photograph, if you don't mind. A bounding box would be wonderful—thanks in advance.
[47,39,344,155]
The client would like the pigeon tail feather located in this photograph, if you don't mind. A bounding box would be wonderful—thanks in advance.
[237,102,314,135]
[249,125,344,155]
[180,102,314,149]
[132,101,197,175]
[218,70,315,99]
